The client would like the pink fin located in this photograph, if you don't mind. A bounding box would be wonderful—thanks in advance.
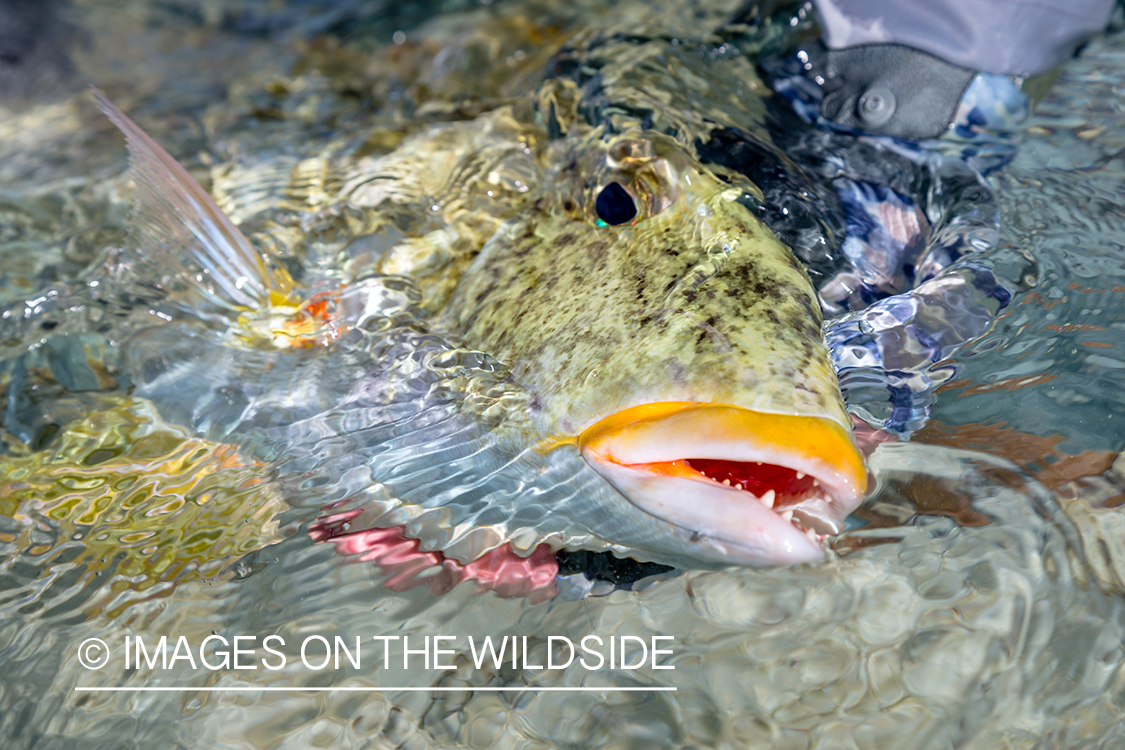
[93,88,285,313]
[310,513,559,603]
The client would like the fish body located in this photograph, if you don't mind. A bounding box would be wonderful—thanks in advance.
[47,20,873,572]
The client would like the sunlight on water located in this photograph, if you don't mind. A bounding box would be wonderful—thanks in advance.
[1,1,1125,748]
[1,398,285,615]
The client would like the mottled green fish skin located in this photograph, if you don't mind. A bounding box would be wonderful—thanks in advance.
[442,130,849,437]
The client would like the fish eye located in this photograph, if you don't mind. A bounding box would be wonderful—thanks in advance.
[595,182,637,226]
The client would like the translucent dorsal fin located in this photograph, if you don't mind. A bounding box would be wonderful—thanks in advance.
[92,88,293,314]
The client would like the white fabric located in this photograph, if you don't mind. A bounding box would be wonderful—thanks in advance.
[813,0,1116,76]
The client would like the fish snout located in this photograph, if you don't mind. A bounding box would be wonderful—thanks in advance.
[577,402,867,566]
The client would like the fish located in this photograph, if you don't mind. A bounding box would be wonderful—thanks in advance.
[10,17,878,575]
[84,77,866,572]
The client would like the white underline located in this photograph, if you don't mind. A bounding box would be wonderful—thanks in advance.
[74,686,676,692]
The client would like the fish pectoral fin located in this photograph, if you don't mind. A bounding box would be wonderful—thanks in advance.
[236,290,348,349]
[93,88,295,317]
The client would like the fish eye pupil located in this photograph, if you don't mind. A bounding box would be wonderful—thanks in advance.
[595,182,637,225]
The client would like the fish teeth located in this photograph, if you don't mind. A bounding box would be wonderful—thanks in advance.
[796,471,805,480]
[722,479,731,486]
[780,510,793,524]
[759,489,775,509]
[735,483,743,491]
[805,528,818,544]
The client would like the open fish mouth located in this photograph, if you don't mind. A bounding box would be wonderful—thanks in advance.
[578,402,867,565]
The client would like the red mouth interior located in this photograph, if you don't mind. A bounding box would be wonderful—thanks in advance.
[683,458,817,505]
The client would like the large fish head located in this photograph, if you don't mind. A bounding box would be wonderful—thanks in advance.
[446,129,866,566]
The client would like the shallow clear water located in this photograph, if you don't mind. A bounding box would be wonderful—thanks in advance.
[3,1,1125,748]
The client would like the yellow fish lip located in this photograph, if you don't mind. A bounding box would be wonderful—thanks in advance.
[577,402,868,565]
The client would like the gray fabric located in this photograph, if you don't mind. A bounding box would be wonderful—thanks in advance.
[811,43,978,140]
[812,0,1115,77]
